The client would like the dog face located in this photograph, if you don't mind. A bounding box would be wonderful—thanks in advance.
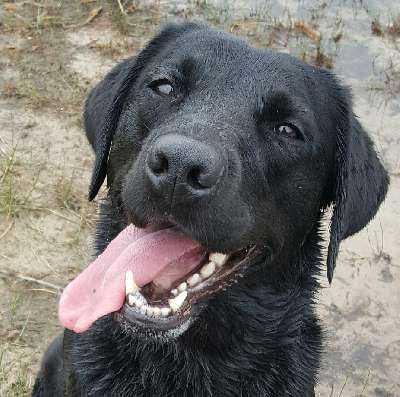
[109,31,334,257]
[83,23,388,336]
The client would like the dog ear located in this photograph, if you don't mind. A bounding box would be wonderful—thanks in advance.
[84,22,204,200]
[326,114,389,282]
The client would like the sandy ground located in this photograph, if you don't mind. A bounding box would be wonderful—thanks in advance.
[0,1,399,396]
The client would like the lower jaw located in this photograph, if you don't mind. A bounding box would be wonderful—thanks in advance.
[116,246,262,337]
[116,305,195,340]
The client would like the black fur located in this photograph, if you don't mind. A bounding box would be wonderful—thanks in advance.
[326,116,389,281]
[33,23,388,396]
[85,23,203,201]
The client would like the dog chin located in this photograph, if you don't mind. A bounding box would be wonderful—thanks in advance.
[114,310,195,341]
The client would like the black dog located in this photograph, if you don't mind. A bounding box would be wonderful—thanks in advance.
[33,23,388,396]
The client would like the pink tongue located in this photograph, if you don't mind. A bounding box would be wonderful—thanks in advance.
[59,225,203,333]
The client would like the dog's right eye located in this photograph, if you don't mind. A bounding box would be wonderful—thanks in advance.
[150,80,174,97]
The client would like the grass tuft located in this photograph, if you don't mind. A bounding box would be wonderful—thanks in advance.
[0,349,32,397]
[54,173,82,212]
[0,143,22,219]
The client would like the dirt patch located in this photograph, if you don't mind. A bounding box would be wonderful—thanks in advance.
[0,1,399,396]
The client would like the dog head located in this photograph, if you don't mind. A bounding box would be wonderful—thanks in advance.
[83,23,388,336]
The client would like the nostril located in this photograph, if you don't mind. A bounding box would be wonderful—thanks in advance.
[187,164,224,190]
[187,167,205,190]
[151,154,169,176]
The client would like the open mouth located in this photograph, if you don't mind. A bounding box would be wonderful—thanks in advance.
[122,246,255,330]
[58,223,258,334]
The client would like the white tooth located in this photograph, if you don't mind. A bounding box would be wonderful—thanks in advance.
[168,291,188,312]
[200,261,216,279]
[134,297,143,308]
[125,270,139,295]
[171,289,178,296]
[153,307,161,316]
[187,273,202,287]
[140,305,147,315]
[128,294,144,307]
[161,307,171,317]
[209,253,227,267]
[147,306,154,316]
[178,282,187,292]
[127,291,147,307]
[127,294,135,306]
[135,292,148,306]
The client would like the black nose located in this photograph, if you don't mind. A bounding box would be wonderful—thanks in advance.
[146,134,224,200]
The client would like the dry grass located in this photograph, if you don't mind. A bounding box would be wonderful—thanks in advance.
[0,290,35,397]
[371,14,400,38]
[0,141,41,220]
[369,58,400,98]
[180,0,339,69]
[0,1,398,396]
[0,350,32,397]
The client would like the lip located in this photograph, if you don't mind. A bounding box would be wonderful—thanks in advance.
[120,304,187,331]
[116,245,261,333]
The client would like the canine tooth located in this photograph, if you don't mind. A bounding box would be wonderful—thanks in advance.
[209,253,227,267]
[178,282,187,292]
[200,262,216,278]
[171,289,178,296]
[168,291,188,312]
[187,273,201,287]
[161,307,171,317]
[125,270,139,295]
[127,294,135,307]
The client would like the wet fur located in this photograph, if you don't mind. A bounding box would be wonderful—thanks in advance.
[32,23,388,397]
[34,199,322,396]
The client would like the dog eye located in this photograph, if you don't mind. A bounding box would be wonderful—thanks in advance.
[151,80,174,97]
[274,123,302,140]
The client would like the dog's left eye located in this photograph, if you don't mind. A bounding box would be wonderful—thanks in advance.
[274,123,302,140]
[150,80,174,97]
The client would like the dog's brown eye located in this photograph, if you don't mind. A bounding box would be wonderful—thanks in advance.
[275,123,302,140]
[151,80,174,97]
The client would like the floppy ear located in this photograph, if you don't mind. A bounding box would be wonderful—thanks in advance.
[84,22,203,200]
[327,114,389,282]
